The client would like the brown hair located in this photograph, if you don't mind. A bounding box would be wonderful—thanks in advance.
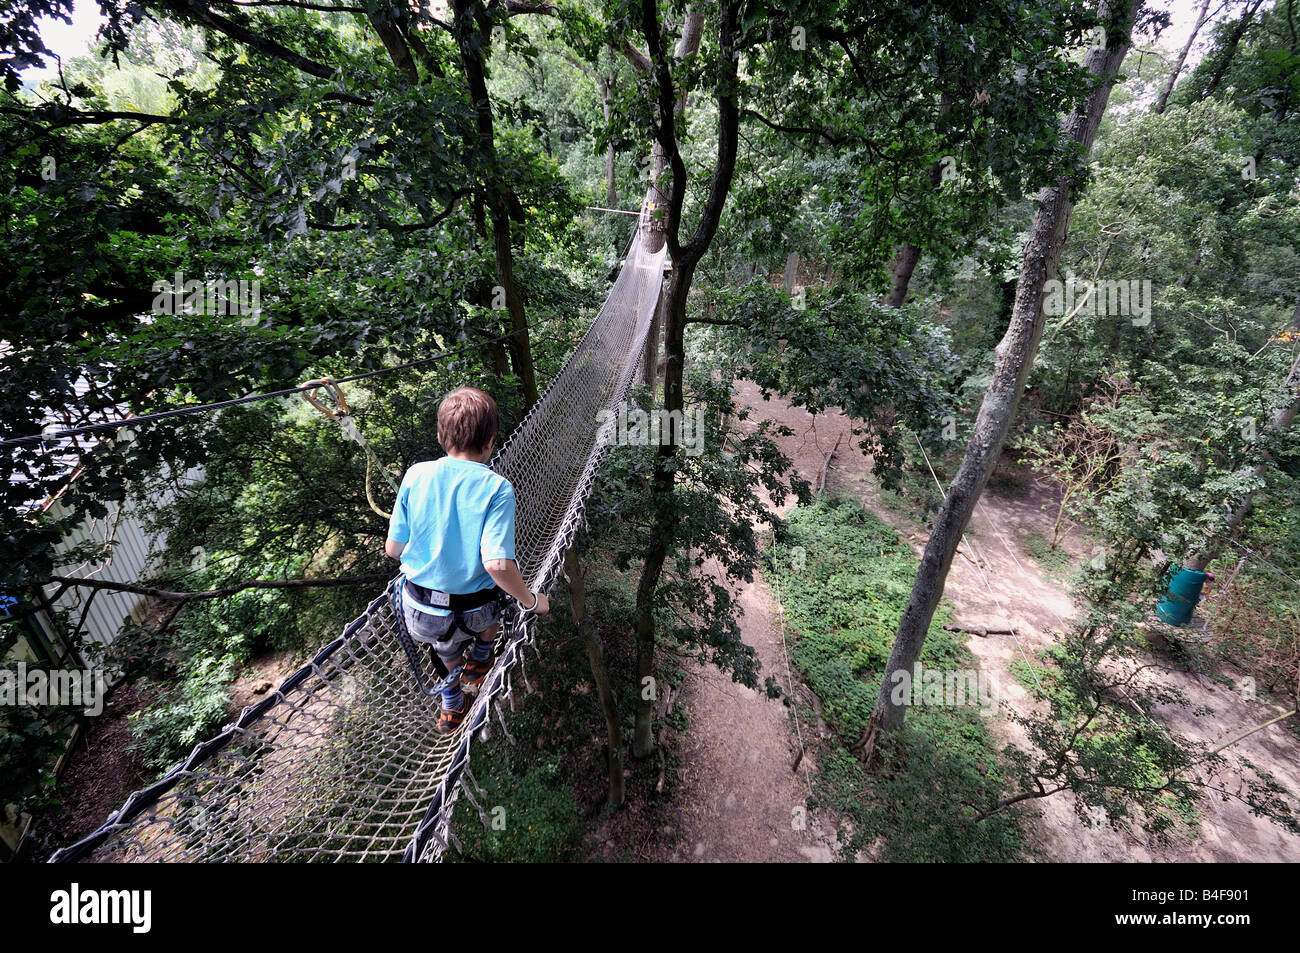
[437,386,499,454]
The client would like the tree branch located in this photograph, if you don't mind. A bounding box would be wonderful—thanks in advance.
[620,38,651,73]
[0,105,187,126]
[182,1,340,80]
[504,0,555,15]
[212,0,369,13]
[48,573,393,603]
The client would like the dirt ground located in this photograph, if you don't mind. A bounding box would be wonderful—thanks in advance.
[32,682,151,860]
[648,380,1300,863]
[34,650,303,861]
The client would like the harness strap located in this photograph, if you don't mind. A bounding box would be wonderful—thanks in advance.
[392,579,506,695]
[404,580,503,612]
[391,578,451,686]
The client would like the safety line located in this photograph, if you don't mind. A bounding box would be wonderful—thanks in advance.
[1,325,546,450]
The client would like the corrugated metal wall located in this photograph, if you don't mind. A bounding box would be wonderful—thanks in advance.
[33,467,203,654]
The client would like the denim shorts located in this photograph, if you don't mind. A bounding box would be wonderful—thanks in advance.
[402,599,502,666]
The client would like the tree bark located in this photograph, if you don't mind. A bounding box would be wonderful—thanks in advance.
[600,77,619,208]
[452,0,540,407]
[642,279,665,390]
[1153,0,1211,114]
[852,0,1142,766]
[884,241,924,308]
[565,547,624,807]
[626,5,707,249]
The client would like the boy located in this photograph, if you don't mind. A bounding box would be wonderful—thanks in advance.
[385,386,550,734]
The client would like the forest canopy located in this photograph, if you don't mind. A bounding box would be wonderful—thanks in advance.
[2,0,1298,865]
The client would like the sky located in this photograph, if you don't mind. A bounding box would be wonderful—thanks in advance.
[23,0,108,82]
[20,0,1233,83]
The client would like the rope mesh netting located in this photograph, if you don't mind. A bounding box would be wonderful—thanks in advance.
[50,226,667,863]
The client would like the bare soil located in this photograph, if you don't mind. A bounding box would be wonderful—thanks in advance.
[648,381,1300,863]
[32,682,151,860]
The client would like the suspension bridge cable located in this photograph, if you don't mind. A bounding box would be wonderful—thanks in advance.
[0,325,544,451]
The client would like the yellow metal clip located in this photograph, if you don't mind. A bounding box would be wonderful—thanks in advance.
[301,378,351,419]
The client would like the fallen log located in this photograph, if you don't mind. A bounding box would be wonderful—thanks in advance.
[943,622,1014,638]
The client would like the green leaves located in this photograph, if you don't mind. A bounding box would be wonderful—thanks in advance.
[700,281,956,483]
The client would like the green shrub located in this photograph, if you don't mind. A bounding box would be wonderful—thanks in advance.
[775,498,1024,861]
[126,654,237,774]
[451,749,583,863]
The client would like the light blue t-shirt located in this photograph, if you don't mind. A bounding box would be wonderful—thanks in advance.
[388,456,517,615]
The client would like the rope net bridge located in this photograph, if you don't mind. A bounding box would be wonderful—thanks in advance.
[50,226,668,863]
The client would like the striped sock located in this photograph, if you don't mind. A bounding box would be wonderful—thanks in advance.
[441,679,464,711]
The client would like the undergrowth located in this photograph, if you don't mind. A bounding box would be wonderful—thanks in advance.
[773,497,1024,861]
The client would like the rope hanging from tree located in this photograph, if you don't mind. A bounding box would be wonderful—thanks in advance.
[302,377,400,519]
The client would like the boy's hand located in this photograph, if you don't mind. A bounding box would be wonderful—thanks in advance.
[529,592,550,617]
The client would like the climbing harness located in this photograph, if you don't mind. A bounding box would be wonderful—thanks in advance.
[302,377,399,518]
[390,576,506,690]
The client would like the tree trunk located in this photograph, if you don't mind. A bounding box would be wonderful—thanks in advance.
[630,0,739,757]
[852,0,1142,766]
[633,258,696,756]
[1153,0,1211,114]
[490,203,540,406]
[600,78,619,208]
[884,242,924,308]
[1199,0,1265,100]
[453,0,540,407]
[642,277,666,391]
[565,547,624,807]
[882,92,953,308]
[643,7,705,242]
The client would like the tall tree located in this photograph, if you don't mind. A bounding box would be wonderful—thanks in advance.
[1185,300,1300,571]
[452,0,540,405]
[854,0,1146,764]
[627,0,740,756]
[1153,0,1214,114]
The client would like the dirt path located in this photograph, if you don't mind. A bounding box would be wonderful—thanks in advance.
[657,381,1299,862]
[809,397,1300,861]
[653,576,835,861]
[646,383,849,862]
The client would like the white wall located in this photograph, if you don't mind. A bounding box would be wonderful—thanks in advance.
[33,466,203,656]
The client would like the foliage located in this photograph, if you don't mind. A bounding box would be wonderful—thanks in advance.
[0,690,74,817]
[451,748,584,862]
[698,281,957,484]
[775,497,1024,861]
[126,653,237,775]
[1020,375,1132,546]
[996,452,1300,841]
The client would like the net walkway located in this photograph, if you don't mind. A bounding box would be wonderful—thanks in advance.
[49,226,667,863]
